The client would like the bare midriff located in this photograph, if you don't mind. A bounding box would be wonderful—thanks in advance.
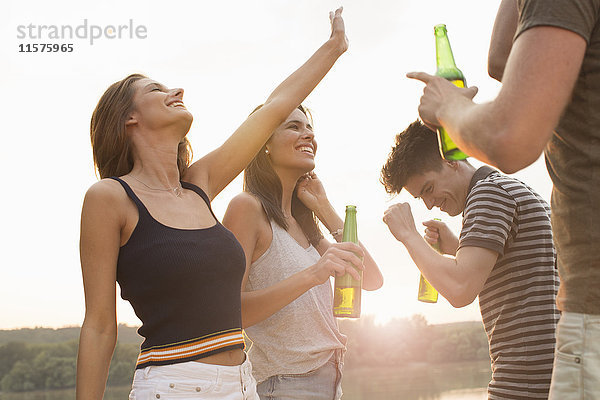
[193,348,245,366]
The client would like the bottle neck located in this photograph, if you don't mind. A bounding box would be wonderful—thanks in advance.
[342,209,358,243]
[435,31,458,70]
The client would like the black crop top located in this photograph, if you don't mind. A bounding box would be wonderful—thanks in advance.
[110,177,246,369]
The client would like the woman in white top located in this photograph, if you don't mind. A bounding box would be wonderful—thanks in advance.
[223,103,383,399]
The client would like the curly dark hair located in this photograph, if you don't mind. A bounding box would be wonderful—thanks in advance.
[380,120,444,194]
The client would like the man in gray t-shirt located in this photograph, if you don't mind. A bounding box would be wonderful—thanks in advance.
[408,0,600,397]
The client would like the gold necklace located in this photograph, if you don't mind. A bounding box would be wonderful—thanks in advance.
[130,174,183,198]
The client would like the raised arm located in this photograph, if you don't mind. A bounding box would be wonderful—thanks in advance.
[76,181,123,400]
[185,8,349,200]
[408,25,586,174]
[223,192,363,328]
[488,0,518,81]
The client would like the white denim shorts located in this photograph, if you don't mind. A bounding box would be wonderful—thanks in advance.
[549,311,600,400]
[129,356,258,400]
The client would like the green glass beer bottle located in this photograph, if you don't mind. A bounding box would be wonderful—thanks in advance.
[418,218,442,303]
[333,205,363,318]
[434,24,469,161]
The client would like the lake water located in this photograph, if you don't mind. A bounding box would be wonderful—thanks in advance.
[341,361,490,399]
[0,361,490,400]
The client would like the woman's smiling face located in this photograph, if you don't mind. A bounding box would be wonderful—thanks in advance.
[129,78,193,136]
[265,108,317,174]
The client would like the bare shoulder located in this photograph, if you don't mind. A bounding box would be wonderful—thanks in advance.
[228,192,264,214]
[225,192,269,227]
[82,179,129,222]
[224,192,272,263]
[85,178,128,203]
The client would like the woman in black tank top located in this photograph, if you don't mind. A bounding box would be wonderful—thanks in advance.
[76,8,349,400]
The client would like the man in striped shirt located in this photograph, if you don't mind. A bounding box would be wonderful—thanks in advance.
[380,120,559,399]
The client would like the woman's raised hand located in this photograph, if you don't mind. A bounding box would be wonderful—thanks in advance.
[296,172,328,212]
[329,7,349,54]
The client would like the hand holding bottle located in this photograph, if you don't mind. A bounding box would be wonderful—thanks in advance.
[407,24,476,161]
[334,205,362,318]
[406,72,478,131]
[422,219,459,256]
[308,242,364,286]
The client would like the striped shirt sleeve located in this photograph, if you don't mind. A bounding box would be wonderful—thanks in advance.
[458,180,517,256]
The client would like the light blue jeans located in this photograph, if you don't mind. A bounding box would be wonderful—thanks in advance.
[257,350,344,400]
[549,311,600,400]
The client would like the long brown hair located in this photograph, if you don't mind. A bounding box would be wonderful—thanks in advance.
[243,105,324,247]
[90,73,193,179]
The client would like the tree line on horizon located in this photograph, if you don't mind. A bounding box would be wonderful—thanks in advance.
[0,316,489,392]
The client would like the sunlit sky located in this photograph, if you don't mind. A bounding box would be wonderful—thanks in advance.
[1,0,553,330]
